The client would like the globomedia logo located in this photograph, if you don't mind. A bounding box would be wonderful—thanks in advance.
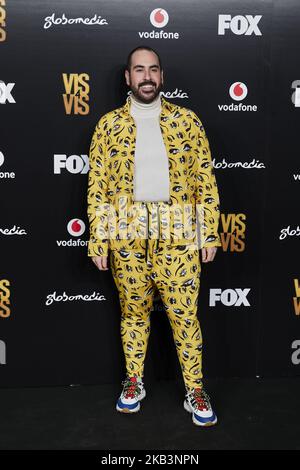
[127,88,189,100]
[218,82,257,112]
[43,13,108,30]
[279,225,300,241]
[138,8,179,39]
[45,291,106,306]
[150,8,169,28]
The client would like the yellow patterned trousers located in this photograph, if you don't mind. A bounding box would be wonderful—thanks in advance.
[110,232,204,392]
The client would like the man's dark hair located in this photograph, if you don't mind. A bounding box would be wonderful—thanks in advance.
[126,46,162,72]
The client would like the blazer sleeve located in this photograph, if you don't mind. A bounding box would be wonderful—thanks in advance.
[190,111,222,248]
[87,116,110,257]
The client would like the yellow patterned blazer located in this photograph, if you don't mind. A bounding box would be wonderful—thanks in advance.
[87,94,222,257]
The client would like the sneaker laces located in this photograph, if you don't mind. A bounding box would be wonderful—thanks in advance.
[121,377,143,399]
[187,387,211,411]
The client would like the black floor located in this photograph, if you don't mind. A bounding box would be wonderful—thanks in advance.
[0,377,299,450]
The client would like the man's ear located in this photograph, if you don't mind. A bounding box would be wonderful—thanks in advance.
[125,69,130,86]
[161,69,164,85]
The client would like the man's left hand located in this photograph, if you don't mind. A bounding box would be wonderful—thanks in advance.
[201,247,218,263]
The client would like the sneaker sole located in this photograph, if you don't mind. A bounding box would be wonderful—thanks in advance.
[184,399,218,426]
[116,389,146,413]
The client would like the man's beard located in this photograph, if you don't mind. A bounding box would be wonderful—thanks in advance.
[130,81,163,104]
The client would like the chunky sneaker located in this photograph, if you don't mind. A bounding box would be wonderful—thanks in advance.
[184,387,218,426]
[116,376,146,413]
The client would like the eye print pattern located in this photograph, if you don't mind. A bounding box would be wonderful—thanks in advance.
[110,241,204,391]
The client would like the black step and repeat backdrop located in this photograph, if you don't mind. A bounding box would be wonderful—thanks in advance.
[0,0,299,387]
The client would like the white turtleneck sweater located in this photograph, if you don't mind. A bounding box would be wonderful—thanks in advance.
[130,92,170,202]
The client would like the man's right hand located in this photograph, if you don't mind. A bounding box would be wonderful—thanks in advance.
[92,256,109,271]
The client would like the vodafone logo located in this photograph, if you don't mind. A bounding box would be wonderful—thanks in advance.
[67,219,85,237]
[150,8,169,28]
[56,218,88,249]
[218,82,257,112]
[229,82,248,101]
[56,218,88,247]
[138,8,179,40]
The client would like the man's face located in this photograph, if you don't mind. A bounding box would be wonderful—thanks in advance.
[125,49,164,104]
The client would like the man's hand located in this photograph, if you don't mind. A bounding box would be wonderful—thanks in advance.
[92,256,109,271]
[201,247,218,263]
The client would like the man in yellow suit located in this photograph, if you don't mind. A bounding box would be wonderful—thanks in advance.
[87,46,221,426]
